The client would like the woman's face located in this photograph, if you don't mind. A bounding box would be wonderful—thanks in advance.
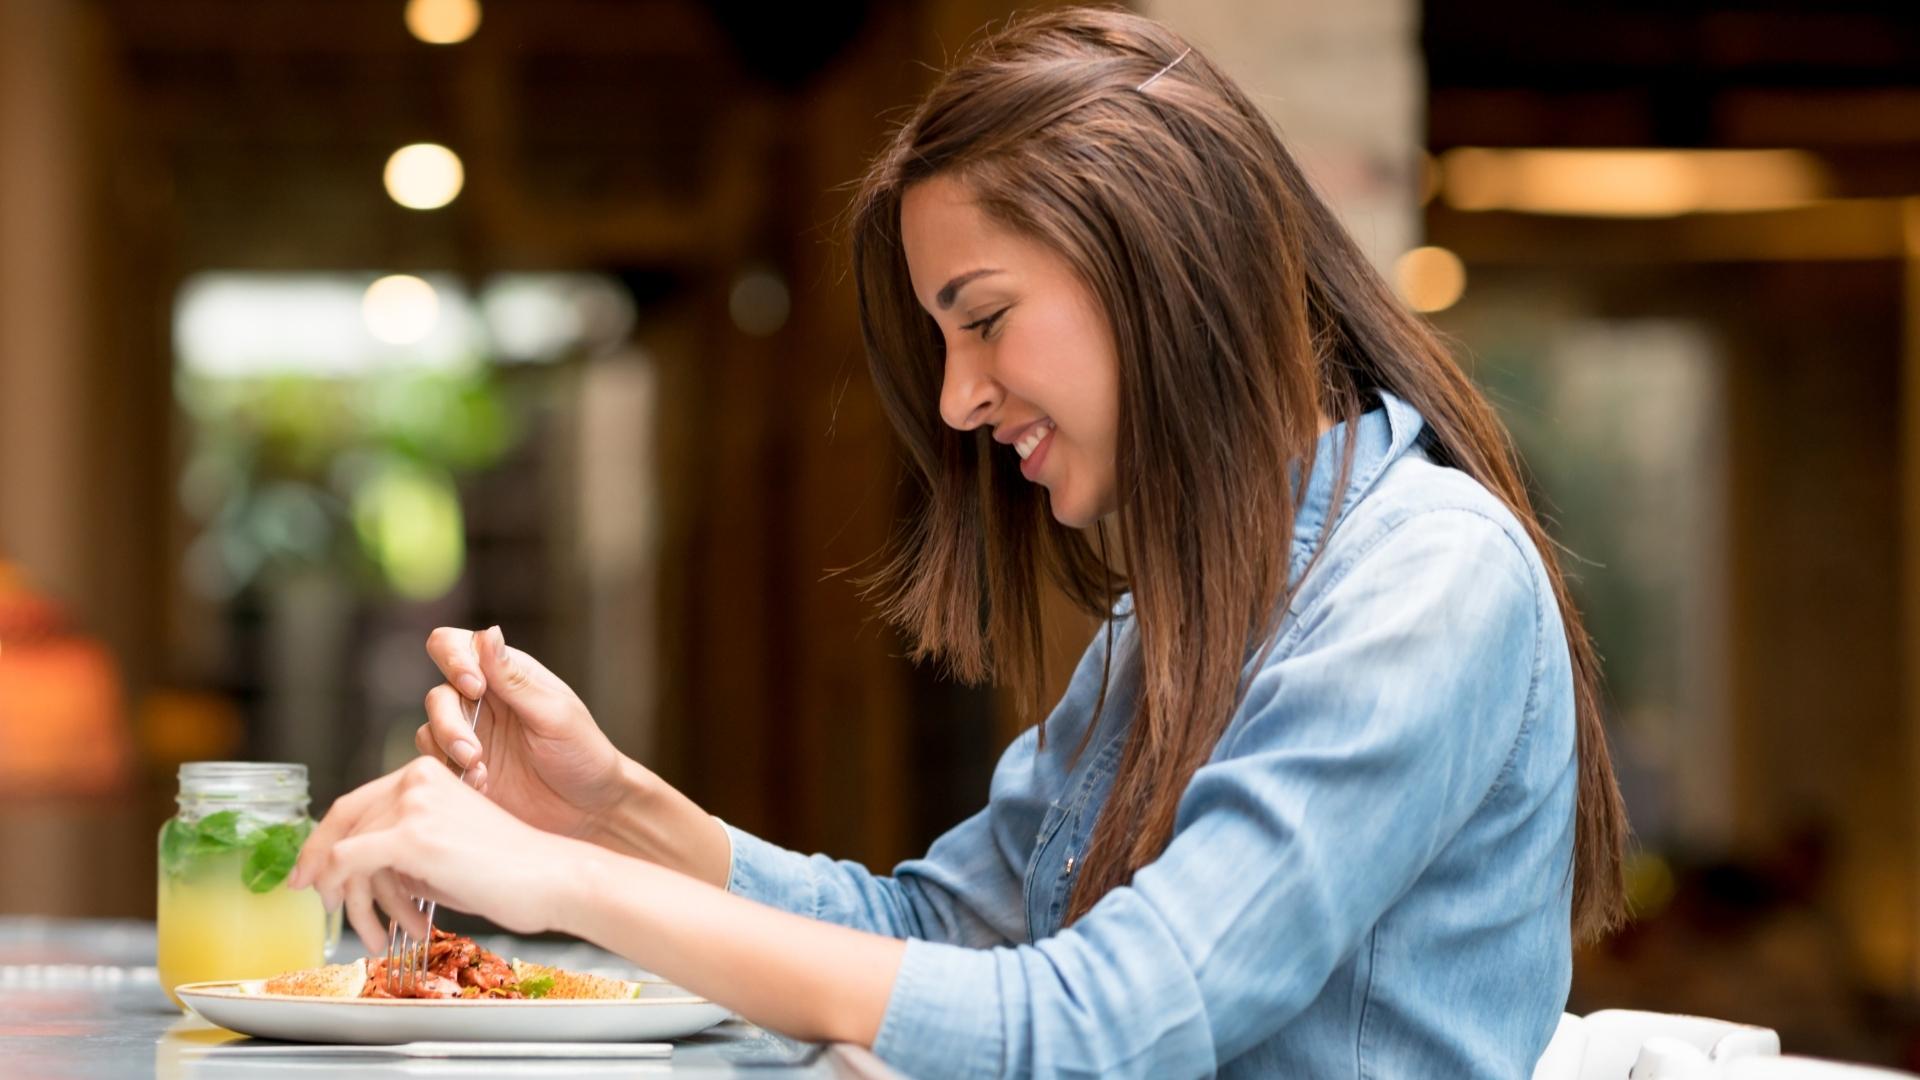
[900,175,1120,528]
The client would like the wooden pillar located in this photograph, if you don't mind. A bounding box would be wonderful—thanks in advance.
[0,0,168,697]
[0,0,164,917]
[0,0,96,609]
[1902,196,1920,990]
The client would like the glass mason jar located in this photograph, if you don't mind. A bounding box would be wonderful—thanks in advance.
[156,762,339,1007]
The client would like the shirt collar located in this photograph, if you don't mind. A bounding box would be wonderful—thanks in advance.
[1290,390,1426,566]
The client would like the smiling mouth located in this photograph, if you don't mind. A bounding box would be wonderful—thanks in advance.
[1013,419,1055,460]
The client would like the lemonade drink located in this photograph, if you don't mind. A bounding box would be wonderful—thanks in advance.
[156,762,338,1008]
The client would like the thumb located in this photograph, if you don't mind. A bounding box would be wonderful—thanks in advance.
[475,625,542,709]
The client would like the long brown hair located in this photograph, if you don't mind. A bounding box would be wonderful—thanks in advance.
[849,6,1627,942]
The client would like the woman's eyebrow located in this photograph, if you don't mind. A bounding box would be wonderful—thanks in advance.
[936,268,1003,311]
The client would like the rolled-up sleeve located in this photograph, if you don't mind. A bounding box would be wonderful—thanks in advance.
[721,789,1032,948]
[870,510,1548,1078]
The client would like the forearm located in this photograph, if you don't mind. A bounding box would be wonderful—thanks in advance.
[583,757,731,888]
[557,840,904,1046]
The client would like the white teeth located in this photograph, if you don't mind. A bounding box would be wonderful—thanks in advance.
[1014,420,1054,460]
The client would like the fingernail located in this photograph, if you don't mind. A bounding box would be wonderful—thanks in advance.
[450,739,480,766]
[457,674,484,699]
[488,625,505,649]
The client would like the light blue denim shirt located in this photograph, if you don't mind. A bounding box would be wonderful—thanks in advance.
[724,392,1578,1078]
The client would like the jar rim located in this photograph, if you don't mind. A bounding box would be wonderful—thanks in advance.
[179,761,307,779]
[177,761,309,801]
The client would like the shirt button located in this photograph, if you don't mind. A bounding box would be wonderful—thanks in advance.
[1064,855,1075,874]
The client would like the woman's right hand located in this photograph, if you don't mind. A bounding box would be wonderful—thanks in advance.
[416,626,733,886]
[417,625,629,841]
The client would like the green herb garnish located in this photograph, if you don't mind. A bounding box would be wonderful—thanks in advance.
[159,817,198,870]
[515,974,555,999]
[162,813,312,893]
[240,821,310,893]
[195,810,247,851]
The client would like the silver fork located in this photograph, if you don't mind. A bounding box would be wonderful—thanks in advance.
[385,691,481,995]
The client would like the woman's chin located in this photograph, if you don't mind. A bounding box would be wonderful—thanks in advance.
[1047,492,1096,529]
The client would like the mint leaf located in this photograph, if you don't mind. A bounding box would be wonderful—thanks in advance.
[192,810,249,853]
[240,821,309,893]
[161,813,313,890]
[516,974,554,999]
[159,818,198,875]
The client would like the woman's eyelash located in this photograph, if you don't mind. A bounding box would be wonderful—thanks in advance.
[959,308,1009,336]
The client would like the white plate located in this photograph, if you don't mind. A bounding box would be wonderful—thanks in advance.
[176,979,732,1044]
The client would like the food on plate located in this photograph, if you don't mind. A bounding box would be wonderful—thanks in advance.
[255,929,642,1000]
[508,959,637,1000]
[261,957,367,997]
[363,928,518,998]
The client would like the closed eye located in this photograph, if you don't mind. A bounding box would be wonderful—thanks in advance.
[959,306,1010,339]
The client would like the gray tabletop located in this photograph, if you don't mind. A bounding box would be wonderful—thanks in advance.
[0,917,903,1080]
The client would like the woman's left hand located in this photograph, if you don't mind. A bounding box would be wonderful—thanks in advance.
[287,758,588,956]
[292,757,903,1047]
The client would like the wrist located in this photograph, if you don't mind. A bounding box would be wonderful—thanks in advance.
[580,756,654,855]
[551,839,629,943]
[584,758,730,888]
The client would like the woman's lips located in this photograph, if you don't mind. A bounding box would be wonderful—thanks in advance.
[1018,423,1055,482]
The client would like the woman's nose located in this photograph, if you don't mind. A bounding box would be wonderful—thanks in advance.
[939,349,1002,431]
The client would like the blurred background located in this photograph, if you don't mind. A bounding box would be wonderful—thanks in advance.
[0,0,1916,1066]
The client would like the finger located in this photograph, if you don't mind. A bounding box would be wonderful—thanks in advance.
[423,683,483,771]
[425,626,487,701]
[306,796,409,908]
[413,723,453,770]
[311,854,343,913]
[344,873,385,958]
[302,757,445,899]
[373,871,428,941]
[288,770,403,890]
[319,821,410,907]
[475,625,547,713]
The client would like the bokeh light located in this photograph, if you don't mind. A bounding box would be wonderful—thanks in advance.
[1392,246,1467,313]
[728,267,790,336]
[404,0,481,45]
[350,459,466,601]
[362,274,441,345]
[383,143,465,210]
[1438,148,1827,218]
[481,273,636,362]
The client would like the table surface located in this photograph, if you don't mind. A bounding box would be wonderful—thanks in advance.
[0,917,903,1080]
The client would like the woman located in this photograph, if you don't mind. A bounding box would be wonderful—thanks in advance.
[290,8,1628,1077]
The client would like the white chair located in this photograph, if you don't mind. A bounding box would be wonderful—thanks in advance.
[1530,1008,1781,1080]
[1630,1038,1917,1079]
[1583,1010,1781,1079]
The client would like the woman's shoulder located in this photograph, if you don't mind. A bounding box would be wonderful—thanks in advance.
[1273,447,1564,687]
[1240,446,1575,749]
[1321,446,1552,604]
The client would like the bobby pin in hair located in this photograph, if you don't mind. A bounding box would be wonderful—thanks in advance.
[1135,47,1193,92]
